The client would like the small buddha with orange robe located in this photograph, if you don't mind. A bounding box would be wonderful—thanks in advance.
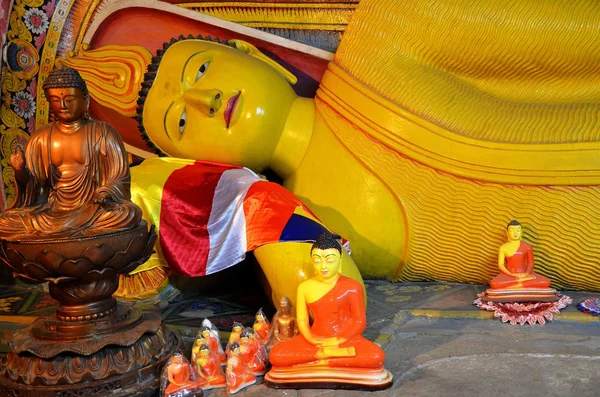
[253,309,271,341]
[194,344,226,390]
[200,326,226,365]
[484,220,558,302]
[226,342,256,394]
[161,353,200,397]
[226,323,244,355]
[266,232,392,389]
[239,330,267,375]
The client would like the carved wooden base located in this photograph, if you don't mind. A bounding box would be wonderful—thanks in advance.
[0,302,181,396]
[0,324,179,397]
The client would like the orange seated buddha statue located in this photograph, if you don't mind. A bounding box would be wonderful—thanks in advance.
[226,342,256,394]
[161,353,201,397]
[253,309,271,341]
[484,220,559,302]
[266,232,392,390]
[194,344,226,391]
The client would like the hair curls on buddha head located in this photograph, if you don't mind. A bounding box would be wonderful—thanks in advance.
[42,66,89,98]
[507,220,522,229]
[311,231,342,253]
[135,34,235,156]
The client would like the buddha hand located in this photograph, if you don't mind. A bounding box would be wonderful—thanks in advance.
[316,336,346,348]
[92,191,112,206]
[10,145,25,171]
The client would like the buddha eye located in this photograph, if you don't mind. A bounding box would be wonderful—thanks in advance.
[196,62,210,81]
[179,110,186,134]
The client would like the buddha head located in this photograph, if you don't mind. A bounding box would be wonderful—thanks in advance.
[506,220,523,241]
[230,342,241,357]
[201,326,211,339]
[310,232,342,282]
[240,331,250,346]
[43,66,89,123]
[199,344,210,359]
[255,309,267,324]
[194,335,206,346]
[278,296,292,315]
[171,352,184,365]
[231,322,243,333]
[137,36,298,171]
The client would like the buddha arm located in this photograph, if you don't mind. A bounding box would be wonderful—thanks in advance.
[94,123,132,203]
[525,245,535,274]
[341,287,367,341]
[295,285,320,345]
[497,247,514,277]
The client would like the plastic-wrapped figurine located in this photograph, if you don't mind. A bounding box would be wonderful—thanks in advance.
[474,220,572,325]
[199,321,227,365]
[160,352,202,397]
[266,232,392,389]
[253,308,271,341]
[267,296,299,351]
[226,322,244,355]
[195,344,226,391]
[191,333,208,364]
[226,342,256,394]
[239,330,267,375]
[247,329,268,368]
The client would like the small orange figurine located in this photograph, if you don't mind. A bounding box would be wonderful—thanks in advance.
[200,325,226,365]
[194,344,226,391]
[191,334,207,364]
[226,322,244,355]
[239,330,267,375]
[160,352,201,397]
[474,220,572,325]
[484,220,559,302]
[247,329,268,368]
[266,232,392,389]
[226,342,256,394]
[253,308,271,341]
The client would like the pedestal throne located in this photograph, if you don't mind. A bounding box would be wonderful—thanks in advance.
[0,66,179,396]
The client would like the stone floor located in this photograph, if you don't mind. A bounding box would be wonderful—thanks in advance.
[0,279,599,396]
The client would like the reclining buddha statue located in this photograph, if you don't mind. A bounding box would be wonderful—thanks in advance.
[59,0,600,294]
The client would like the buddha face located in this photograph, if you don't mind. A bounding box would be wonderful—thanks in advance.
[202,330,210,339]
[46,87,87,123]
[200,348,209,358]
[279,297,291,313]
[311,248,342,281]
[143,39,297,171]
[507,225,522,241]
[255,314,264,323]
[240,336,249,345]
[232,324,243,333]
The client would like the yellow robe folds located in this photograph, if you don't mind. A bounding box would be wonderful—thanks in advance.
[289,0,600,290]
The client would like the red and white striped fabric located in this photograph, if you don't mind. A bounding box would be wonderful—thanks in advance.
[132,158,334,277]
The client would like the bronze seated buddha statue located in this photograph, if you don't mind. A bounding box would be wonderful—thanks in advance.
[0,66,141,240]
[0,67,171,395]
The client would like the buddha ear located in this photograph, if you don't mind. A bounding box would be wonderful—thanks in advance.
[228,39,298,85]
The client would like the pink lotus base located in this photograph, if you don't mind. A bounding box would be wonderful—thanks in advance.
[474,293,572,326]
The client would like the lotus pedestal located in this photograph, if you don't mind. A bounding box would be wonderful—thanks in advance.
[0,222,178,397]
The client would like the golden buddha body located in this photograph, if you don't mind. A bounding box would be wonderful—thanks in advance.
[0,67,140,240]
[268,296,299,349]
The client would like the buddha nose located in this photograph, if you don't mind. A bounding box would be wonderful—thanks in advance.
[183,88,223,117]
